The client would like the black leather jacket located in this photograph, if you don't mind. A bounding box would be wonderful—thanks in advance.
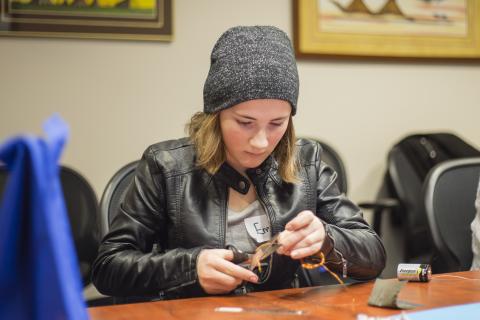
[92,138,385,299]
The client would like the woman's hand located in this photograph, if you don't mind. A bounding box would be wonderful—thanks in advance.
[196,249,258,295]
[277,210,326,260]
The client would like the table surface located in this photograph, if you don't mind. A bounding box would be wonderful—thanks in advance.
[89,270,480,320]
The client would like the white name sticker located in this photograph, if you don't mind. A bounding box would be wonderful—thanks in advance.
[244,215,271,243]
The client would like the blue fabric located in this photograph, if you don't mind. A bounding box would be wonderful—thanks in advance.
[0,115,88,320]
[406,302,480,320]
[383,302,480,320]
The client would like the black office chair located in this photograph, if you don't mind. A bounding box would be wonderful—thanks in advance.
[424,158,480,273]
[0,165,100,287]
[99,160,139,238]
[359,133,480,277]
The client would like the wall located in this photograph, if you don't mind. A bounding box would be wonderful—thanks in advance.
[1,0,480,223]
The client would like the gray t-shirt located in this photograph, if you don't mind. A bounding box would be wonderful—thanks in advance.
[225,200,272,253]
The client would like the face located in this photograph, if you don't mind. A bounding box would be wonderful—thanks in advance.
[220,99,291,173]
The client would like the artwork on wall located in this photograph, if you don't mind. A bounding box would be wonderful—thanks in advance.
[0,0,172,41]
[293,0,480,59]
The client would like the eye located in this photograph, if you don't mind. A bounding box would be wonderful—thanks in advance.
[237,120,252,127]
[270,122,284,127]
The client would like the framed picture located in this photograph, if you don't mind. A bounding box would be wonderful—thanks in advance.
[0,0,172,41]
[293,0,480,59]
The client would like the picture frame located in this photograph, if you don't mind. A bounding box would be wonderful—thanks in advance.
[293,0,480,59]
[0,0,172,41]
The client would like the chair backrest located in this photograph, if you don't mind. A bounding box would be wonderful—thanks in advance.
[387,145,432,258]
[99,161,139,238]
[424,158,480,272]
[374,133,480,277]
[302,138,348,194]
[0,165,100,287]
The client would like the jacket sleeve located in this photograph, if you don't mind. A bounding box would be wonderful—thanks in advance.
[92,147,206,298]
[313,144,386,280]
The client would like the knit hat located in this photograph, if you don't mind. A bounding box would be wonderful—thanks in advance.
[203,26,299,115]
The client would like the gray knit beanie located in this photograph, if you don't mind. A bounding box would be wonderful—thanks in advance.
[203,26,299,115]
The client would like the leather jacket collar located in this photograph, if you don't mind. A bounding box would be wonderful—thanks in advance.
[215,156,275,194]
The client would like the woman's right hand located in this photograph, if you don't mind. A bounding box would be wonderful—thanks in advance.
[196,249,258,294]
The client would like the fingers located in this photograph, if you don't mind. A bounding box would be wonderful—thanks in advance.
[220,249,258,282]
[291,227,325,250]
[277,228,310,254]
[197,249,258,295]
[203,269,243,293]
[216,258,258,283]
[285,210,315,231]
[290,239,323,259]
[278,211,316,253]
[277,211,326,259]
[222,249,235,261]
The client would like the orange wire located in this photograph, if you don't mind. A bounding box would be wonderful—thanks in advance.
[301,252,344,285]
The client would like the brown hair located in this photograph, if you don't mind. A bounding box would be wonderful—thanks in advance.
[187,112,299,183]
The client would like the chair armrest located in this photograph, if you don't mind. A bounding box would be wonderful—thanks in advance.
[358,198,400,236]
[358,198,400,211]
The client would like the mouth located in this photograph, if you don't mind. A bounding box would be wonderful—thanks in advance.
[246,151,266,156]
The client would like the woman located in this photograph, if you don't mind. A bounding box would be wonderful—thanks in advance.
[92,26,385,299]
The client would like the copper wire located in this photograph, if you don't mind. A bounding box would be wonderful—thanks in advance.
[301,251,345,285]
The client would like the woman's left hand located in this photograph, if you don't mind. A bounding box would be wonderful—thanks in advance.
[276,210,326,260]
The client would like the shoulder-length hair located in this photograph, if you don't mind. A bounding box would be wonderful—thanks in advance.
[187,111,299,183]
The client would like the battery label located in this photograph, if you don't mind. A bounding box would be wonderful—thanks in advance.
[397,263,431,282]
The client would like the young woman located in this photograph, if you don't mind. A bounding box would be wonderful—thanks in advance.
[92,26,386,299]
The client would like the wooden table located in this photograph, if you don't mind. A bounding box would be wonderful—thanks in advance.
[89,271,480,319]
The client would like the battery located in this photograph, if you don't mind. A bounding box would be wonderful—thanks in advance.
[397,263,432,282]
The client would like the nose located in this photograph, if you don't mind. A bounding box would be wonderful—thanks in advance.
[250,129,268,150]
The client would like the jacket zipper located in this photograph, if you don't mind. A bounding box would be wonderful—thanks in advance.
[221,185,229,247]
[330,247,348,278]
[253,182,277,235]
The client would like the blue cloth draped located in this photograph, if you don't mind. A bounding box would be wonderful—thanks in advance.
[0,115,88,320]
